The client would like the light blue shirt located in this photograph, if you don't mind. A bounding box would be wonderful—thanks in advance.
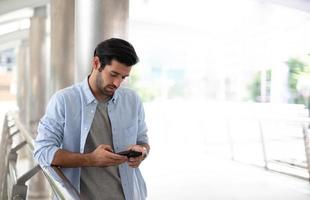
[34,78,148,200]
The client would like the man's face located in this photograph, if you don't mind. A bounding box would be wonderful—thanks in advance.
[95,59,131,97]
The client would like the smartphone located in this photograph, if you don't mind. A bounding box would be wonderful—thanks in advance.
[117,150,142,158]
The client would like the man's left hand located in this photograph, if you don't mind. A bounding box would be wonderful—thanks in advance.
[127,145,147,168]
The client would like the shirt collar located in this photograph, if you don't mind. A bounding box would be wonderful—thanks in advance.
[81,77,118,105]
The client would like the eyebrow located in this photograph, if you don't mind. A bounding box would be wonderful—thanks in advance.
[110,70,129,78]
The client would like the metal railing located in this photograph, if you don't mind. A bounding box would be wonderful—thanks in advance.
[0,112,81,200]
[258,115,310,180]
[225,104,310,181]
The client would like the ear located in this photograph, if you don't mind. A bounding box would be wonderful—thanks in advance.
[92,56,101,70]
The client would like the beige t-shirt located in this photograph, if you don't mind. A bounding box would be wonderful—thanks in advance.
[80,100,125,200]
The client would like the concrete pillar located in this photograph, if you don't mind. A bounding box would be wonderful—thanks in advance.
[27,6,50,199]
[75,0,129,82]
[50,0,75,95]
[28,6,47,133]
[17,40,29,125]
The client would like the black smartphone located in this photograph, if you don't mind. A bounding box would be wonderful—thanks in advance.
[117,150,142,158]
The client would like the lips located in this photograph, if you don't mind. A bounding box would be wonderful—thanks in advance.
[106,85,117,91]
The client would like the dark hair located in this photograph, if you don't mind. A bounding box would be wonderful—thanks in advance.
[93,38,139,70]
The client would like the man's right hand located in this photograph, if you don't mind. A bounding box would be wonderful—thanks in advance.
[51,145,127,168]
[90,144,128,167]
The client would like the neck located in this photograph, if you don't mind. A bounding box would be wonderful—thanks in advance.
[88,74,109,102]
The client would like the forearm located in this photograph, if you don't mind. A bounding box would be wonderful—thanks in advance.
[52,149,93,168]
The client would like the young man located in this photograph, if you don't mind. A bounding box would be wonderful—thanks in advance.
[34,38,150,200]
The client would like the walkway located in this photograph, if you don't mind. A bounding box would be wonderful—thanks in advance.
[142,149,310,200]
[1,100,310,200]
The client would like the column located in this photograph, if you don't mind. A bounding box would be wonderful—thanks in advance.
[27,6,50,199]
[75,0,129,82]
[50,0,75,95]
[28,6,47,133]
[16,40,29,125]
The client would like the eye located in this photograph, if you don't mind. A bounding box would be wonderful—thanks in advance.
[110,72,117,77]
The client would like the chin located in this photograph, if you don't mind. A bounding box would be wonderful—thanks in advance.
[105,91,114,96]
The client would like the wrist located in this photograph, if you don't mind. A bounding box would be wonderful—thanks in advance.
[85,153,96,167]
[142,146,148,159]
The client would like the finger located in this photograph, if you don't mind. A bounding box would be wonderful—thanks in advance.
[103,145,113,152]
[128,160,140,166]
[127,144,135,150]
[128,161,137,166]
[112,155,128,162]
[130,145,141,151]
[105,151,127,161]
[128,159,139,163]
[129,157,138,162]
[129,156,143,162]
[128,162,139,168]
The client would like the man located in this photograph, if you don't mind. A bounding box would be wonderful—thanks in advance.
[34,38,150,200]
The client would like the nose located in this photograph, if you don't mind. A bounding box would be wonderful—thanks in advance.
[113,77,122,88]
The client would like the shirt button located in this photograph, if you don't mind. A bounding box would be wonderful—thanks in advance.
[91,110,94,113]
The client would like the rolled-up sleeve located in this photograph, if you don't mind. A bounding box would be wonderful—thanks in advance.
[33,93,65,167]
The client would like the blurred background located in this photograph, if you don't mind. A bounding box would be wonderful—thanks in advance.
[0,0,310,199]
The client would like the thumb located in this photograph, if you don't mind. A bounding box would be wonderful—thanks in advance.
[127,144,135,150]
[101,144,113,152]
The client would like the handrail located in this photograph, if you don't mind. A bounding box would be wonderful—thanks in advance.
[7,161,17,199]
[225,105,310,180]
[14,115,35,151]
[13,113,81,200]
[1,112,81,200]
